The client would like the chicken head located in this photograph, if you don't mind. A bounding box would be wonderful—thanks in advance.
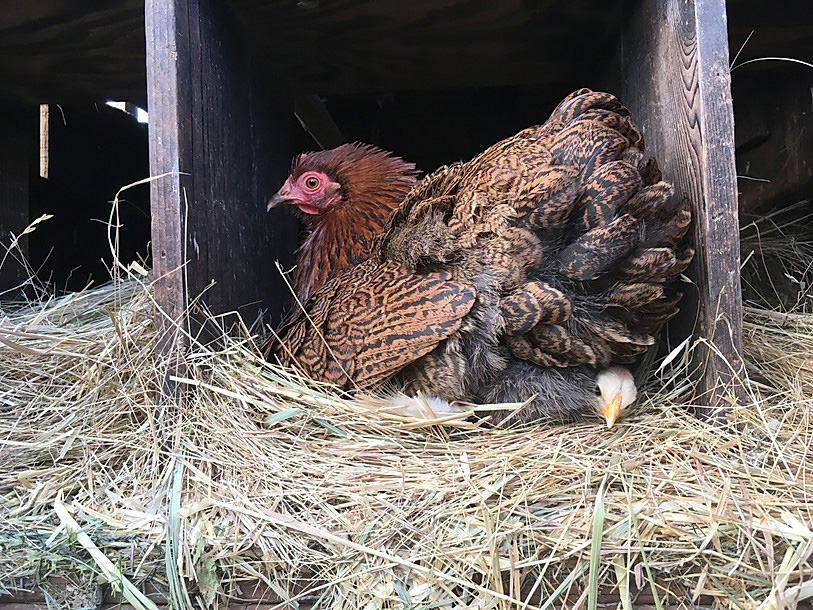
[267,171,341,216]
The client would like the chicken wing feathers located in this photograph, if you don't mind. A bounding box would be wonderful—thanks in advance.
[273,260,476,389]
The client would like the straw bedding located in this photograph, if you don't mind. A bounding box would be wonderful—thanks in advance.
[1,209,812,609]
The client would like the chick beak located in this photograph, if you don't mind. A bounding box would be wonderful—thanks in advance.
[600,393,623,428]
[266,191,293,212]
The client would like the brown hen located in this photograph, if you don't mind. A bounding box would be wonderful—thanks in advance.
[265,89,694,427]
[266,143,419,301]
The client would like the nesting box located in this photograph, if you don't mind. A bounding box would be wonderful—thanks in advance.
[143,0,744,399]
[0,0,747,400]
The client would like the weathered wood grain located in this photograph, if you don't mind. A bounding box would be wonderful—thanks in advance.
[145,0,303,348]
[620,0,745,408]
[0,98,33,296]
[144,0,193,347]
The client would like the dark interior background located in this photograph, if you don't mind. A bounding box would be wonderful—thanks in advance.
[28,104,150,293]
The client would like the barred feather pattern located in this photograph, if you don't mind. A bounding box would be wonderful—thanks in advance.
[268,89,694,420]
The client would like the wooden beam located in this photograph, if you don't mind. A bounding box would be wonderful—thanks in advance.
[144,0,192,348]
[0,574,717,609]
[39,104,49,179]
[0,97,32,298]
[620,0,745,409]
[295,95,346,150]
[145,0,301,349]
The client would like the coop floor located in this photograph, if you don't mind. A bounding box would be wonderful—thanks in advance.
[0,266,811,610]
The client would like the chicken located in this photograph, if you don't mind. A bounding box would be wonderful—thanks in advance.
[478,362,637,427]
[265,89,694,427]
[266,143,419,301]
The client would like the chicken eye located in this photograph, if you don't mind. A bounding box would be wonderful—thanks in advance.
[305,176,320,190]
[594,385,602,397]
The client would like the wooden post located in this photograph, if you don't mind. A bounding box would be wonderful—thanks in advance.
[39,104,49,179]
[145,0,301,349]
[0,98,32,297]
[620,0,745,409]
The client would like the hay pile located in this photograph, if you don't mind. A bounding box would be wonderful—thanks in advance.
[1,238,812,609]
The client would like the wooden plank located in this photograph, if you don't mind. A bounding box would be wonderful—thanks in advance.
[0,98,32,298]
[145,0,302,347]
[619,0,745,409]
[0,574,717,609]
[144,0,193,348]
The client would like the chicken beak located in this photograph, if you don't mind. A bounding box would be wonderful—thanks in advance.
[599,393,623,428]
[266,191,293,211]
